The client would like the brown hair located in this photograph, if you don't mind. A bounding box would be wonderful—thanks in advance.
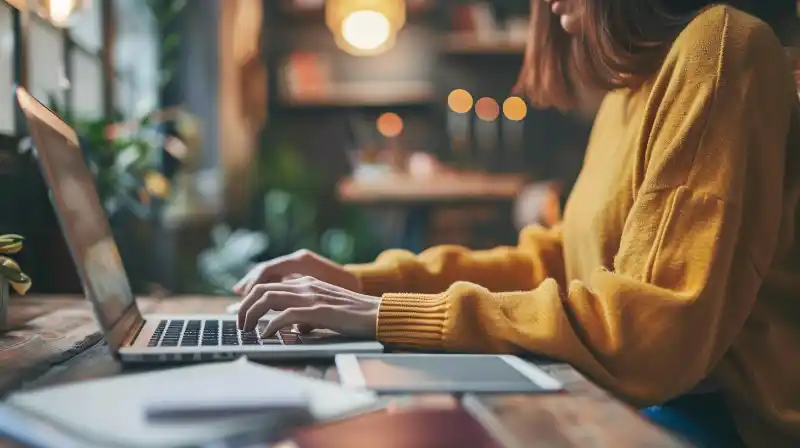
[515,0,720,110]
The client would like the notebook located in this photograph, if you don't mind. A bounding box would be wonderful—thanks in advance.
[0,359,379,448]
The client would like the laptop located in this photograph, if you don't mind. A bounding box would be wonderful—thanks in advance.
[15,87,384,363]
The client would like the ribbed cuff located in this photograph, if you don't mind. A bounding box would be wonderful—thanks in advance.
[344,264,405,296]
[377,293,451,349]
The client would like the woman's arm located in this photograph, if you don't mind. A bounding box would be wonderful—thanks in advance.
[376,15,795,405]
[345,223,564,296]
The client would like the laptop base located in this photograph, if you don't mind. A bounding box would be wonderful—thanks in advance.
[118,313,383,364]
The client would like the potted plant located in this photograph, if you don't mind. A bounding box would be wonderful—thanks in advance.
[0,234,32,330]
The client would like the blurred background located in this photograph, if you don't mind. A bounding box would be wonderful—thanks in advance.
[0,0,797,297]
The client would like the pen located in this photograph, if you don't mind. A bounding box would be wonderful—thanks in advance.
[145,400,309,422]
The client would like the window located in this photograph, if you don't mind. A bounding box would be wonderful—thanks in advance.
[114,72,135,118]
[114,0,157,118]
[29,18,67,112]
[0,2,14,134]
[68,0,102,52]
[70,49,103,119]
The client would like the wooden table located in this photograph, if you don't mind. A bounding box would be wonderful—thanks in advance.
[0,296,688,447]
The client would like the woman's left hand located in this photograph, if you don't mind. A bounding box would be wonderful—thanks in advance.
[236,276,380,339]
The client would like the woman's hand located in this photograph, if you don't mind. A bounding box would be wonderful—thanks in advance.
[236,276,380,338]
[233,249,361,296]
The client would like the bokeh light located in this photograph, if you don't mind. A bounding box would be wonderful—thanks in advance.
[376,112,404,138]
[502,97,528,121]
[341,10,392,51]
[144,171,170,198]
[448,89,474,114]
[475,97,500,122]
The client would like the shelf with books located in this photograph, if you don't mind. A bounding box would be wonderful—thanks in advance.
[276,51,434,109]
[440,33,525,55]
[277,81,434,109]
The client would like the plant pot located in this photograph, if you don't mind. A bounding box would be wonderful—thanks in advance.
[0,277,8,332]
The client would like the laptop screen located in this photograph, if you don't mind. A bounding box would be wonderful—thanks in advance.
[18,89,135,330]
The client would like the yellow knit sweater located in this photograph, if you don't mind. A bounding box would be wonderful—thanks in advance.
[347,6,800,446]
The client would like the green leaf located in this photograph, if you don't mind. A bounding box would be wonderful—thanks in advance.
[163,34,181,53]
[0,264,26,283]
[0,234,24,241]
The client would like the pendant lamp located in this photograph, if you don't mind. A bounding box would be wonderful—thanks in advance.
[31,0,89,27]
[325,0,406,56]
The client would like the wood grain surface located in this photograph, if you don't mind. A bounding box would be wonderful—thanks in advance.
[0,296,688,447]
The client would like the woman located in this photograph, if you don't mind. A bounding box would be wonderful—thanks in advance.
[235,1,800,446]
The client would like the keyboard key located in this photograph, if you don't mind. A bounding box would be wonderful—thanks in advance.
[241,330,260,345]
[258,322,280,340]
[279,331,302,345]
[147,320,168,347]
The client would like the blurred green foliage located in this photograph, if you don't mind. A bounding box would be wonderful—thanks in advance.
[254,138,379,265]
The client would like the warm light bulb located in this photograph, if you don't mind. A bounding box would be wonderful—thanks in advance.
[48,0,77,26]
[448,89,474,114]
[475,97,500,122]
[502,97,528,121]
[341,10,392,51]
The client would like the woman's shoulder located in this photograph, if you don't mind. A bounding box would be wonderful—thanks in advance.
[665,5,786,80]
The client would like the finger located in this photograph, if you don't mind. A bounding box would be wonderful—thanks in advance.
[263,307,328,337]
[239,256,300,296]
[233,263,272,294]
[238,280,350,329]
[237,282,266,327]
[282,274,305,282]
[294,323,315,334]
[232,270,254,294]
[237,280,305,327]
[283,275,350,297]
[242,291,312,331]
[270,277,353,305]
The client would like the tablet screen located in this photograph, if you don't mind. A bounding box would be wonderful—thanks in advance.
[337,354,563,394]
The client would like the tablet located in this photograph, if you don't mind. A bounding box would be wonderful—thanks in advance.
[335,354,563,394]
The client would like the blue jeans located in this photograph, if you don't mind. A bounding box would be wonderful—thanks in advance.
[642,393,744,447]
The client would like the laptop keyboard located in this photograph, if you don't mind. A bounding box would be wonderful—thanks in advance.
[146,319,303,347]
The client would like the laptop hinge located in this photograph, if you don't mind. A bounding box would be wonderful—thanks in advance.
[121,316,146,347]
[108,305,145,350]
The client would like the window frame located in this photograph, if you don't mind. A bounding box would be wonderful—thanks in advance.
[3,0,114,137]
[0,1,18,135]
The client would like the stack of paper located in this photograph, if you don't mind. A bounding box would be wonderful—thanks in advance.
[0,358,378,448]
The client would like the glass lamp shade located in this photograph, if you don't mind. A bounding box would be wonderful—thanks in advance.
[325,0,406,56]
[333,22,398,56]
[31,0,89,27]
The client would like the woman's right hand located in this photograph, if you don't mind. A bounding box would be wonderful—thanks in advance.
[232,249,361,296]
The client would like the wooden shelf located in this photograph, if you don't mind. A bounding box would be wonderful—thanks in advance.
[338,171,528,204]
[278,81,435,108]
[441,34,526,55]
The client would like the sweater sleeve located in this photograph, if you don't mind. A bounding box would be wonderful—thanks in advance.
[376,11,795,406]
[345,224,564,296]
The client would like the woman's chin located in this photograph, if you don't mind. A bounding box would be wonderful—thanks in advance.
[560,14,581,34]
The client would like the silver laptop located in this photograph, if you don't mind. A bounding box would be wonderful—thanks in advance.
[16,87,383,363]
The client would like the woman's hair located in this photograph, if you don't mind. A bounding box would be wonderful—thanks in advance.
[515,0,762,110]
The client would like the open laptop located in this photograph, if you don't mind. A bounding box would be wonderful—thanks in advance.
[15,87,384,363]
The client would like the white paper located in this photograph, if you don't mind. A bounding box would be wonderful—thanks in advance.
[143,358,309,415]
[5,358,377,448]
